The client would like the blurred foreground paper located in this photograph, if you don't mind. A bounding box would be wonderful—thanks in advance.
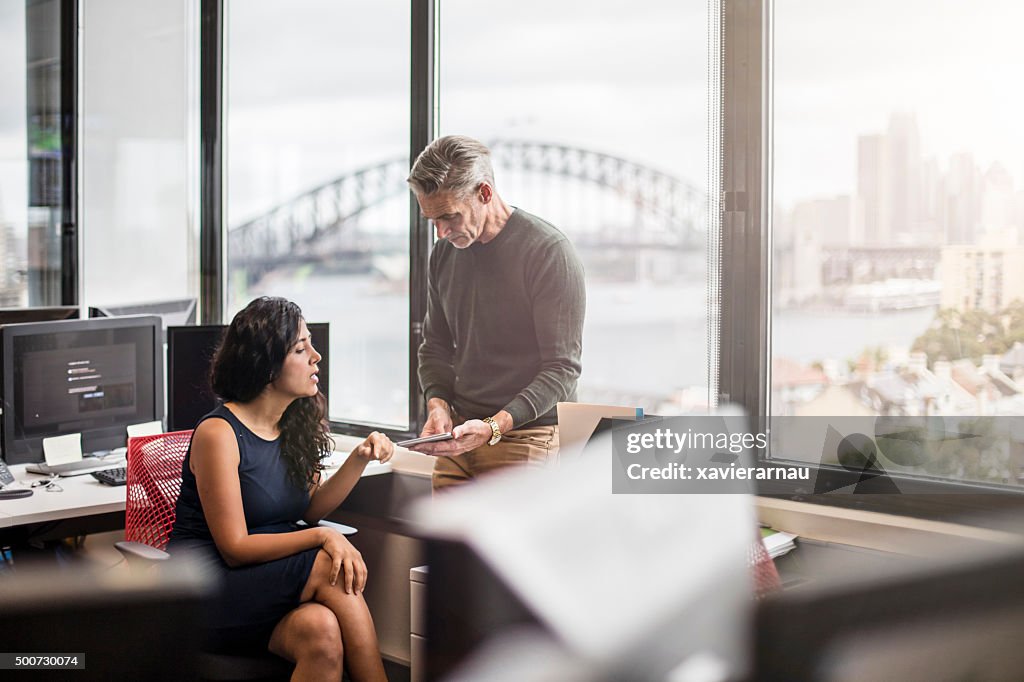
[412,423,757,680]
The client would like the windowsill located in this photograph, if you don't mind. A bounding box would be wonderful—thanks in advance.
[331,431,1024,547]
[756,496,1024,555]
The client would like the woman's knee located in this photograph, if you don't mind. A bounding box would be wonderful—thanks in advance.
[292,604,343,663]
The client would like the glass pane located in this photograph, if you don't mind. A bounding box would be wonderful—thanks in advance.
[81,0,198,309]
[225,1,410,429]
[440,0,709,415]
[771,1,1024,484]
[0,0,63,306]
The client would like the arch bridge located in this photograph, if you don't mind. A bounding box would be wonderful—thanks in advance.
[229,140,707,277]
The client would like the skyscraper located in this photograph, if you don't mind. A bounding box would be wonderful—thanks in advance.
[858,133,889,244]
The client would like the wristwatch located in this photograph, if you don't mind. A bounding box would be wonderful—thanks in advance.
[482,417,502,446]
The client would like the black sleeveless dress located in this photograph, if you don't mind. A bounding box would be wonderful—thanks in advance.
[167,404,320,652]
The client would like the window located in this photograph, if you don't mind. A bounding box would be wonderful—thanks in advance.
[440,0,711,415]
[8,0,1007,521]
[766,1,1024,489]
[80,0,199,310]
[224,0,411,430]
[0,0,65,307]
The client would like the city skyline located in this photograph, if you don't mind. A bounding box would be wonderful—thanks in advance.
[777,112,1024,250]
[775,0,1024,205]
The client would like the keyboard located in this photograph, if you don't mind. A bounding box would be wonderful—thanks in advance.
[27,459,126,477]
[91,467,127,486]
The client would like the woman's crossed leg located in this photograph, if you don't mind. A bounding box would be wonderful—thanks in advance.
[270,550,387,682]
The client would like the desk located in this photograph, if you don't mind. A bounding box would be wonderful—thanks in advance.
[0,463,126,529]
[0,456,394,535]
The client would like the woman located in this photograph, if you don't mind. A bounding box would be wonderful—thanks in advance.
[168,297,391,682]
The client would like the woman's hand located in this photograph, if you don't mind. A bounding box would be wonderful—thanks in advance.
[353,431,394,464]
[319,528,367,594]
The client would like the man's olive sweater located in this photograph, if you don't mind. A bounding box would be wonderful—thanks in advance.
[418,208,586,428]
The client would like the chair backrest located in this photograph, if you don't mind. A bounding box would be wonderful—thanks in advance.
[749,536,782,598]
[125,430,194,550]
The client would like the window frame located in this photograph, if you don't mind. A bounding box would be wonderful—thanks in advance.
[61,0,79,306]
[6,0,79,307]
[718,0,1024,521]
[201,0,433,440]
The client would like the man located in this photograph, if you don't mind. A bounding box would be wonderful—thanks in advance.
[406,135,586,490]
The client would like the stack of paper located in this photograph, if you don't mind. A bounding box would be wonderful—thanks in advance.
[761,530,797,559]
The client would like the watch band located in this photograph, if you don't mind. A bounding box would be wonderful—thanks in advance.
[482,417,502,446]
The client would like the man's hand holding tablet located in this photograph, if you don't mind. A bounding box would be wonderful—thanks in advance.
[409,418,514,456]
[407,398,515,456]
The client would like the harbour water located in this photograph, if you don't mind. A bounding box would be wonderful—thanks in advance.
[242,270,937,427]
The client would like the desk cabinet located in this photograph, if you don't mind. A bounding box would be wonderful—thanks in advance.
[410,565,428,682]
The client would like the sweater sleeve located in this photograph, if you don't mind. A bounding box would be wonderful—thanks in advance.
[417,249,456,405]
[502,238,586,427]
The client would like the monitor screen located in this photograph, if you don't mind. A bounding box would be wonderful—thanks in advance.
[1,316,163,464]
[166,322,330,432]
[0,306,79,325]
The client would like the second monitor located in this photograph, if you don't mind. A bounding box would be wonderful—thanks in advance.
[166,323,330,432]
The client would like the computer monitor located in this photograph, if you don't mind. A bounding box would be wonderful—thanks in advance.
[166,322,330,432]
[0,306,79,325]
[0,316,164,464]
[90,298,196,340]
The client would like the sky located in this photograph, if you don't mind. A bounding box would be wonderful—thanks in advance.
[224,0,1024,222]
[773,0,1024,205]
[3,0,1023,226]
[224,0,707,224]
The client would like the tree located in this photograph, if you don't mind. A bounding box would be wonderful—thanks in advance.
[911,302,1024,367]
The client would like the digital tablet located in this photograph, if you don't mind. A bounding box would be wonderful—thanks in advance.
[396,432,454,448]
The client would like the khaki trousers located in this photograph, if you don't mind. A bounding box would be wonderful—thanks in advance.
[431,424,560,492]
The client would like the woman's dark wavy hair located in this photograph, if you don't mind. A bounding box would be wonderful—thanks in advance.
[210,296,332,488]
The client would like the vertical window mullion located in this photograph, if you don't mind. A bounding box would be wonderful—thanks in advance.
[719,0,769,422]
[199,0,224,325]
[407,0,437,436]
[61,0,79,307]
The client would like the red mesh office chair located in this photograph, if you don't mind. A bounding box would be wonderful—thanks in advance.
[749,536,782,598]
[124,430,192,551]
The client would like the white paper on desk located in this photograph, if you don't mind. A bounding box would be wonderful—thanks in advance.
[127,421,163,438]
[42,433,83,465]
[763,532,797,559]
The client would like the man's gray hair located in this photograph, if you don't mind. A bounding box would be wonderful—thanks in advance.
[407,135,495,198]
